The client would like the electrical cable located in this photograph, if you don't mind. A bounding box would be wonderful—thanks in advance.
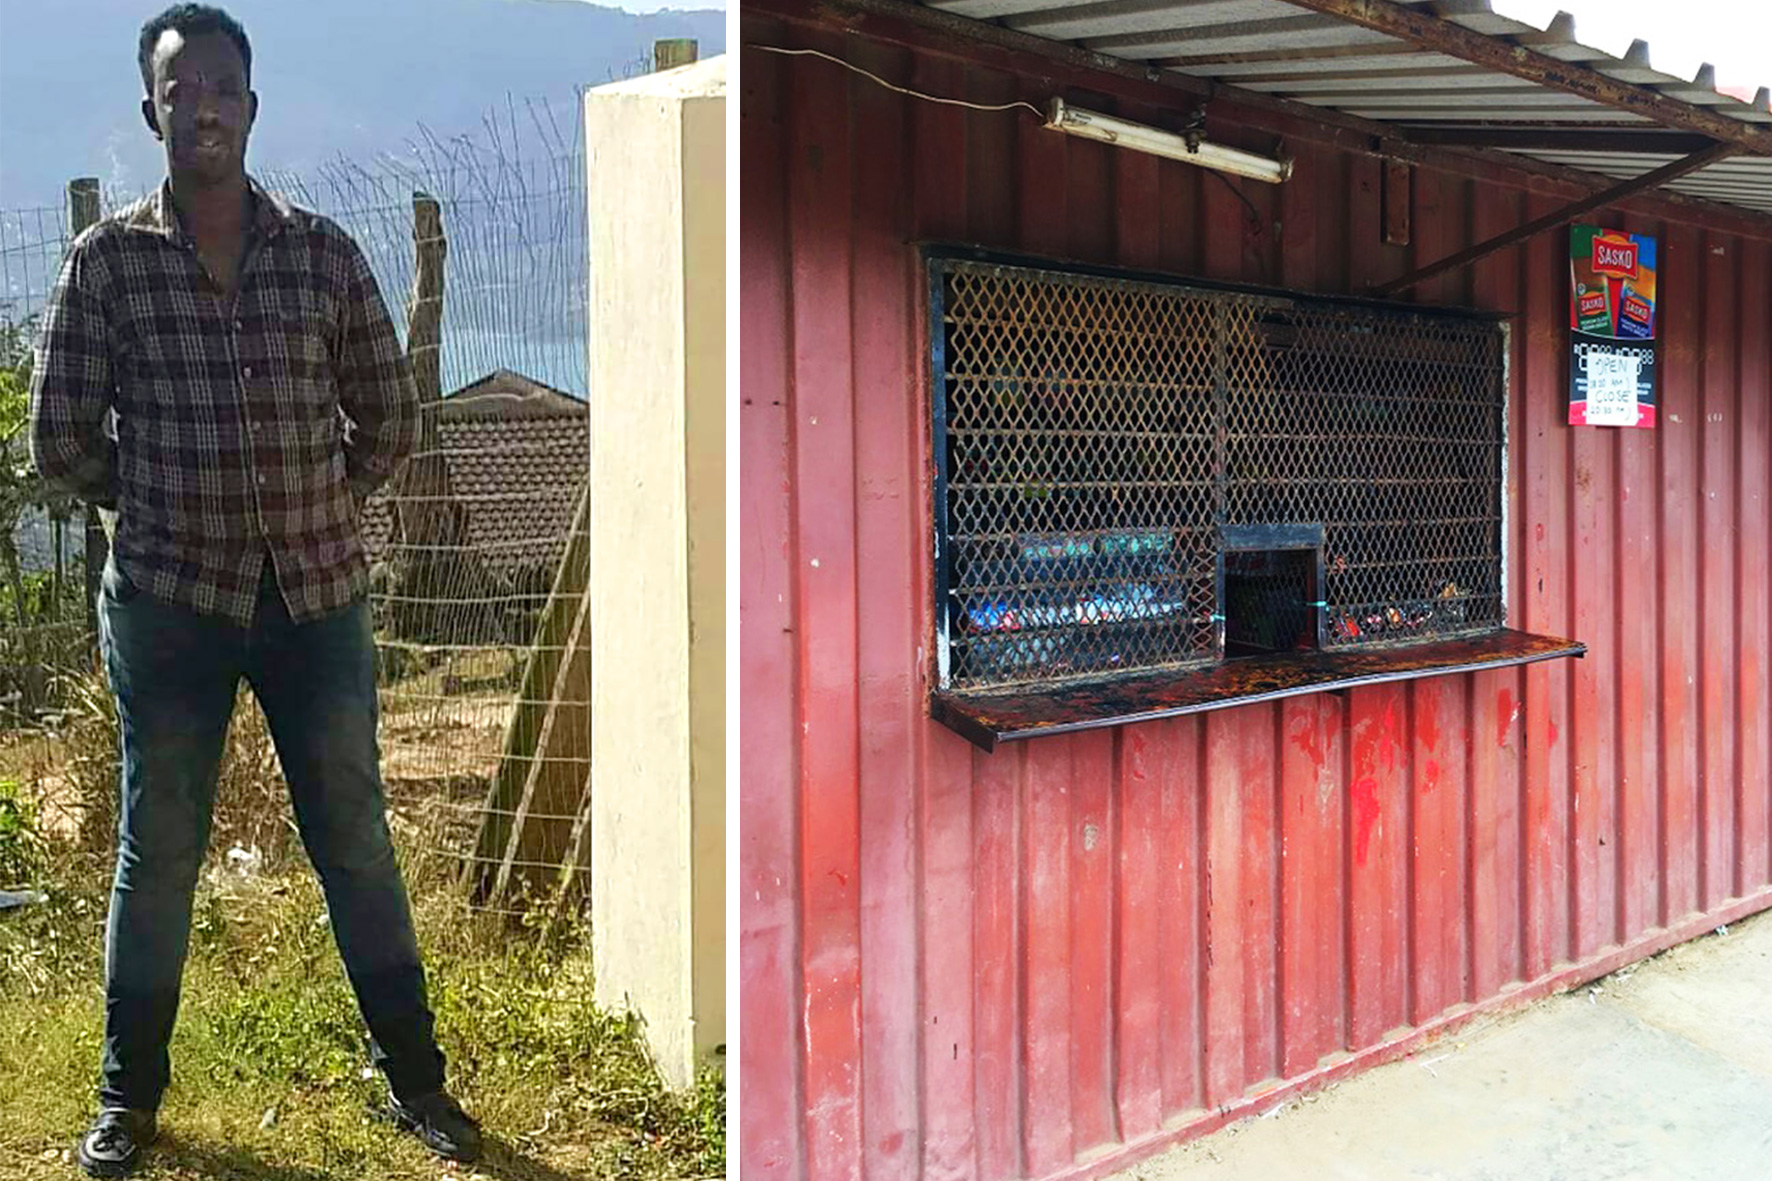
[750,45,1044,118]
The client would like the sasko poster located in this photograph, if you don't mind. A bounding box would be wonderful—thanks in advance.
[1568,225,1658,428]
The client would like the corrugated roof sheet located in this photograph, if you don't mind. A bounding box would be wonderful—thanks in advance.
[921,0,1772,215]
[361,377,587,585]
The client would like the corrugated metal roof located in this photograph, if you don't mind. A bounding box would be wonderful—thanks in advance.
[920,0,1772,215]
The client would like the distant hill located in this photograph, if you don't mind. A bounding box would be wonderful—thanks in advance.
[0,0,724,208]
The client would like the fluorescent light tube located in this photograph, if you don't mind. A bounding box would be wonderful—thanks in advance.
[1045,98,1293,184]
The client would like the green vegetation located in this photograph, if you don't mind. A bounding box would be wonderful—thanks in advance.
[1,315,88,724]
[1,315,62,622]
[0,776,44,885]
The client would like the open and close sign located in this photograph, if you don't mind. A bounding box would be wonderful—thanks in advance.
[1568,224,1659,428]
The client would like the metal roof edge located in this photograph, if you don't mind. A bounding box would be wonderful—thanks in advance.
[1279,0,1772,155]
[743,0,1772,241]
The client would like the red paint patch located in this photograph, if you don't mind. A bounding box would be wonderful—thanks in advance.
[1424,758,1441,788]
[1416,698,1440,752]
[1497,688,1517,747]
[1353,776,1381,866]
[1549,717,1559,748]
[1380,700,1401,771]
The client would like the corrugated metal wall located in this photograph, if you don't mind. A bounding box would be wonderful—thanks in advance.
[739,15,1772,1181]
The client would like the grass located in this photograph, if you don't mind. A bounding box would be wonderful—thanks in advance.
[0,673,724,1181]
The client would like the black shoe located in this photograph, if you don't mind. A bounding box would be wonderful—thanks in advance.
[390,1089,482,1163]
[75,1108,158,1178]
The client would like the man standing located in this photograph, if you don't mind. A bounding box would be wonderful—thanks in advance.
[29,5,479,1175]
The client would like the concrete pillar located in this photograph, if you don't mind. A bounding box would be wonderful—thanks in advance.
[584,55,725,1089]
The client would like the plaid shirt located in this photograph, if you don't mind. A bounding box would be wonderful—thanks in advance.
[29,179,419,625]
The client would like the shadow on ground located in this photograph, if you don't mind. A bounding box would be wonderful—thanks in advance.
[473,1135,596,1181]
[147,1132,332,1181]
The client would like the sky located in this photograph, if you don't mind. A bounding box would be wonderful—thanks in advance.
[1492,0,1771,95]
[605,0,725,11]
[621,2,1744,86]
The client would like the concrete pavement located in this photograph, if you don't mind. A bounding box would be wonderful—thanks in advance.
[1111,906,1772,1181]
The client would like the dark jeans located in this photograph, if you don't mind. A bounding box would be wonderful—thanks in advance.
[96,558,444,1111]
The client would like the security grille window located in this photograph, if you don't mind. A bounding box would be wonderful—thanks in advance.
[932,257,1508,693]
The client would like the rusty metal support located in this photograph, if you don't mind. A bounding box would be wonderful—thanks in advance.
[1281,0,1772,157]
[1382,158,1411,246]
[1371,141,1742,296]
[1154,40,1424,69]
[933,629,1586,752]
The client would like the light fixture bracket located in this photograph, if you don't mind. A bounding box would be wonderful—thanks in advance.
[1044,97,1293,184]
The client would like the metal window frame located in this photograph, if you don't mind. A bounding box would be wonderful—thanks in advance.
[927,245,1511,694]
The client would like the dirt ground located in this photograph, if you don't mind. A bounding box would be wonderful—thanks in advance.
[1109,906,1772,1181]
[1,653,522,867]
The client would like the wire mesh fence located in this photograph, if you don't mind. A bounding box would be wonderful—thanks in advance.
[0,205,68,330]
[0,96,593,916]
[0,513,88,725]
[2,97,589,396]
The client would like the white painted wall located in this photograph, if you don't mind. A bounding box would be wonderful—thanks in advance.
[584,53,725,1090]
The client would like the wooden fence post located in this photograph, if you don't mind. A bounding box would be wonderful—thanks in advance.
[50,517,62,622]
[653,38,698,71]
[384,192,500,642]
[406,192,445,406]
[67,178,104,642]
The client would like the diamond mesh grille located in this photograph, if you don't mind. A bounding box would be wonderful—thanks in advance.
[934,259,1506,691]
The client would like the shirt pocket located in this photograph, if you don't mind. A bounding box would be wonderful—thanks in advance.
[269,308,344,442]
[110,311,172,405]
[276,309,334,382]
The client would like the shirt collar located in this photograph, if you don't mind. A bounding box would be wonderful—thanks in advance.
[139,176,299,244]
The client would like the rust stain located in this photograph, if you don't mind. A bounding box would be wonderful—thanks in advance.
[1353,776,1381,866]
[933,628,1583,751]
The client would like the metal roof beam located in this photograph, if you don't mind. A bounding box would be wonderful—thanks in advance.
[1231,65,1502,86]
[1399,127,1719,153]
[1155,41,1431,67]
[1280,0,1772,155]
[1370,141,1744,296]
[1086,13,1357,55]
